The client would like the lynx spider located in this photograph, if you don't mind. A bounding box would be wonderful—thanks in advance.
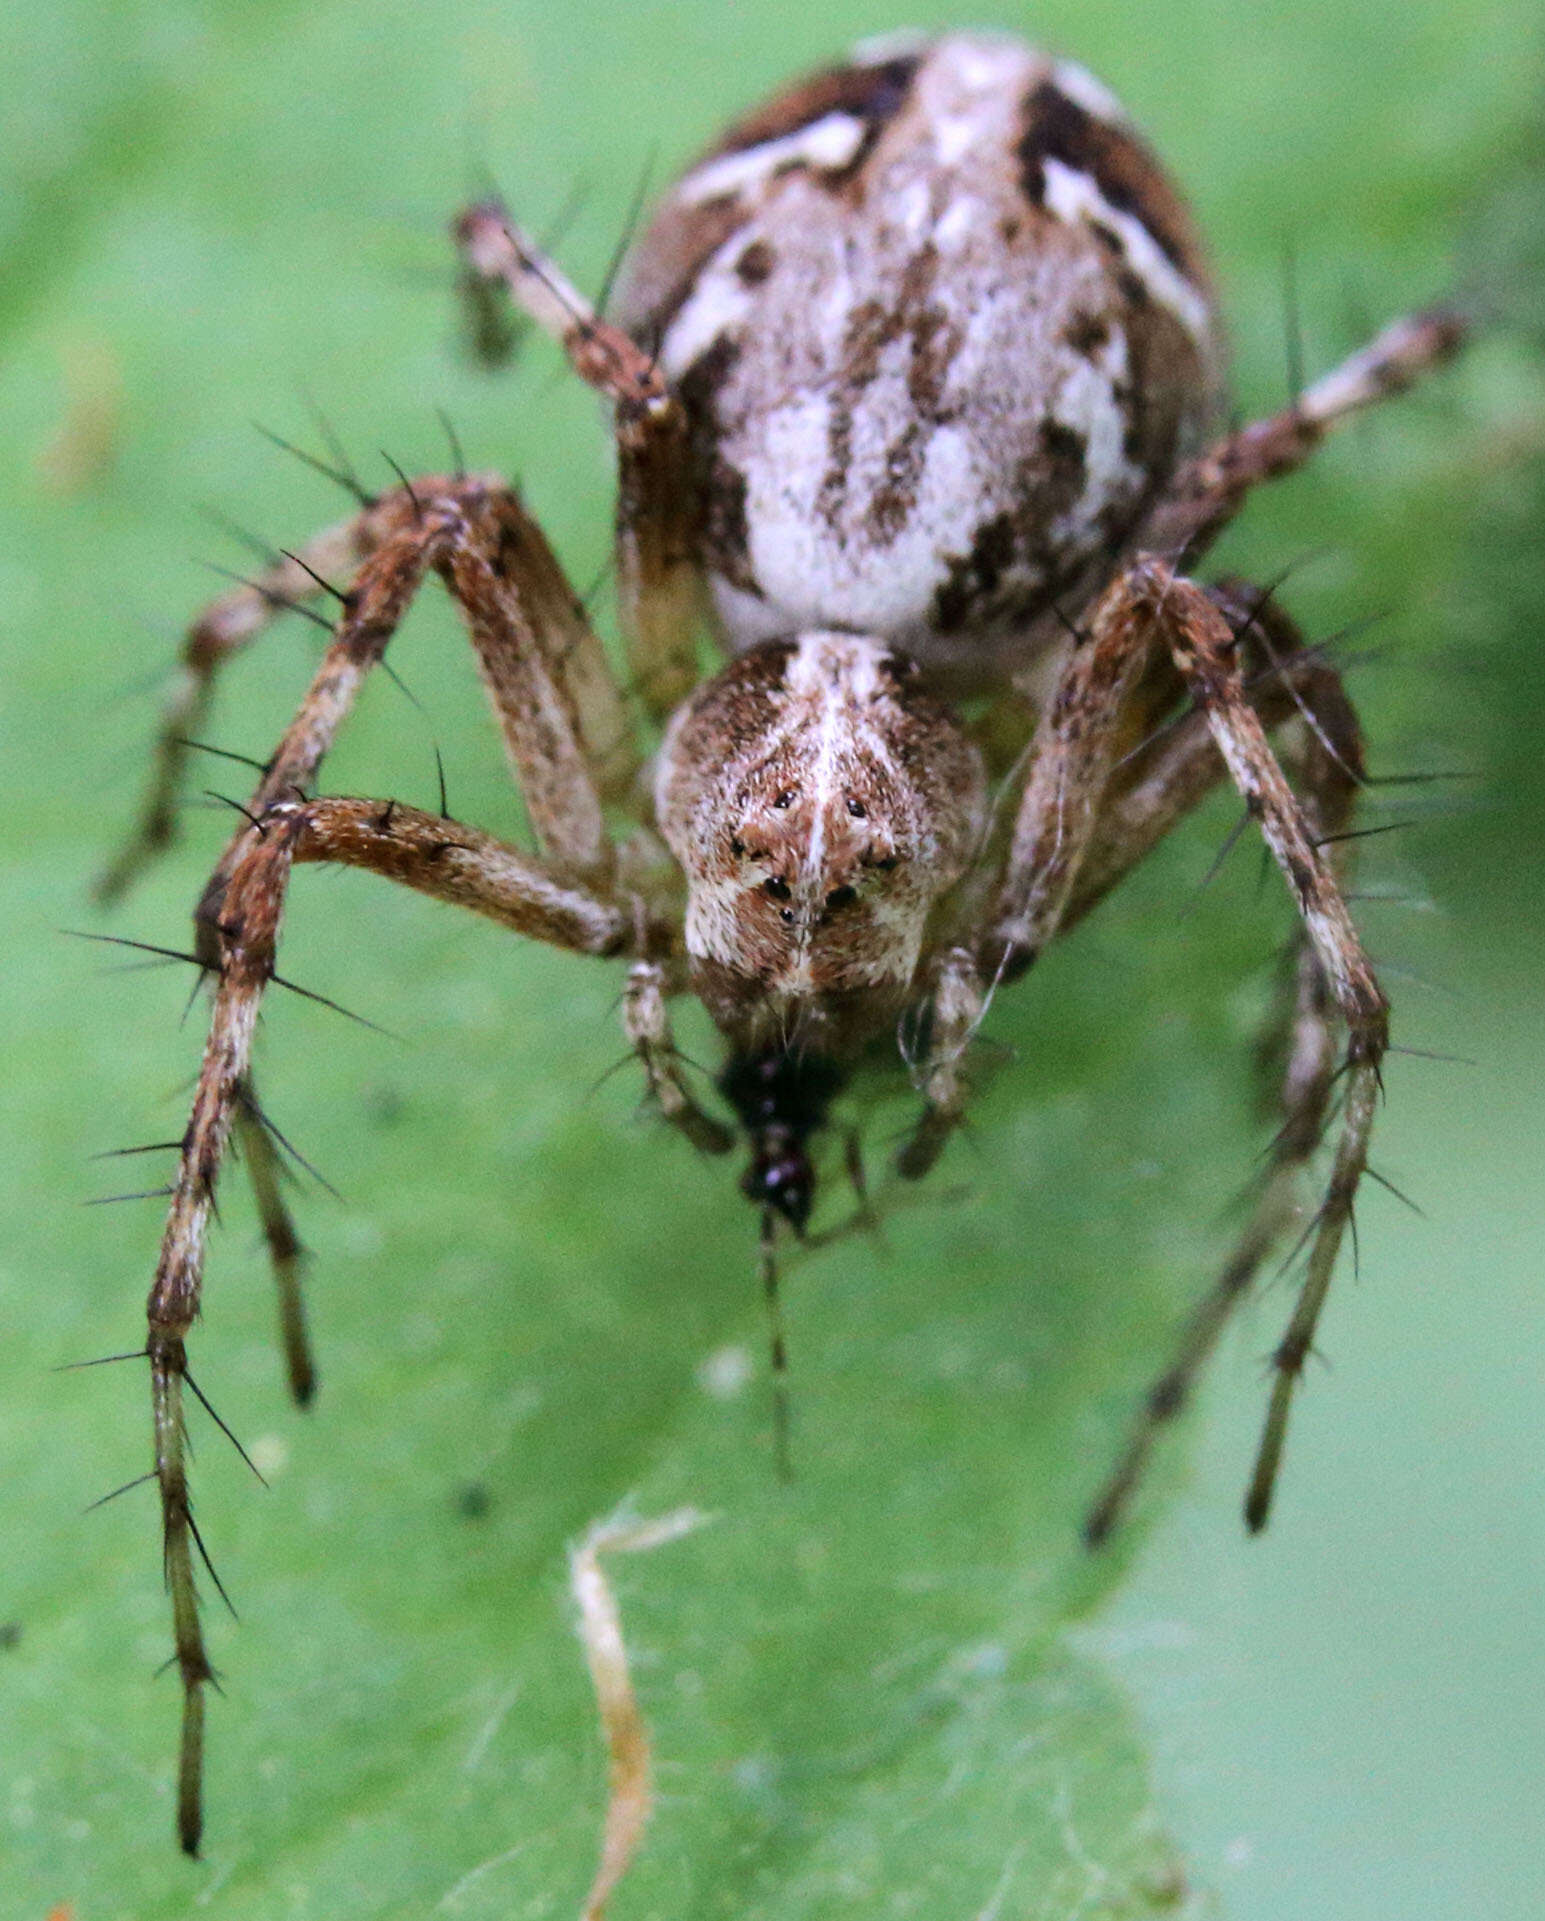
[95,31,1464,1853]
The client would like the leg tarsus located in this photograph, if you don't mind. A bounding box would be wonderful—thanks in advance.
[1245,1051,1380,1531]
[235,1086,317,1406]
[1083,1164,1300,1547]
[149,1332,214,1857]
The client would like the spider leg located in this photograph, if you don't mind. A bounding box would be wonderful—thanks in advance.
[187,476,632,898]
[897,579,1338,1178]
[894,947,985,1181]
[105,474,637,912]
[111,475,639,1411]
[896,566,1171,1177]
[962,305,1464,979]
[1138,305,1466,566]
[95,509,384,904]
[234,1081,315,1404]
[147,796,635,1856]
[916,555,1385,1534]
[110,469,660,1852]
[1080,594,1366,1543]
[623,960,734,1155]
[455,202,703,717]
[1104,560,1386,1534]
[1065,582,1359,927]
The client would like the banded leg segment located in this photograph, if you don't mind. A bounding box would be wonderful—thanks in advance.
[922,555,1387,1536]
[234,1085,315,1405]
[455,203,703,717]
[122,475,639,1423]
[189,478,631,917]
[96,510,381,904]
[896,570,1172,1176]
[1138,306,1466,566]
[1111,561,1386,1533]
[148,796,634,1855]
[1080,602,1366,1542]
[898,581,1354,1179]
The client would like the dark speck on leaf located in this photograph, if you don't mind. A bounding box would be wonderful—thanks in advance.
[456,1483,492,1520]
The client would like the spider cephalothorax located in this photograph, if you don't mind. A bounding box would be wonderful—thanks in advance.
[657,631,987,1057]
[96,28,1464,1852]
[659,626,987,1230]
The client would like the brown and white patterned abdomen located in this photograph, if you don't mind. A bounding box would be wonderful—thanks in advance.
[614,31,1224,686]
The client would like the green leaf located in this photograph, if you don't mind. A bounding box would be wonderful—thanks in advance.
[2,4,1541,1918]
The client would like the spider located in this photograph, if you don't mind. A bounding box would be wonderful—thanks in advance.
[96,30,1463,1855]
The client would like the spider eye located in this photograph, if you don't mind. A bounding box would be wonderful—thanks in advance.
[845,797,867,819]
[825,885,856,911]
[773,790,794,809]
[762,875,791,902]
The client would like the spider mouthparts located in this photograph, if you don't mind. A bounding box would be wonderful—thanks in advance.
[740,1131,815,1235]
[719,1046,844,1236]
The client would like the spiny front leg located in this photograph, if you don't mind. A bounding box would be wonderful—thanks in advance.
[108,470,636,930]
[897,576,1171,1177]
[183,476,630,914]
[147,910,269,1855]
[140,795,633,1852]
[128,478,471,1429]
[95,509,385,906]
[1081,592,1366,1542]
[1144,560,1387,1530]
[141,473,635,1411]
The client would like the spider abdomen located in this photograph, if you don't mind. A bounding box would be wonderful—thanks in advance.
[616,31,1223,686]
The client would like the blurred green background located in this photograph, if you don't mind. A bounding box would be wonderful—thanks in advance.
[2,2,1542,1917]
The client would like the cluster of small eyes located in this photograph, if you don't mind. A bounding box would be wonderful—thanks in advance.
[729,790,898,924]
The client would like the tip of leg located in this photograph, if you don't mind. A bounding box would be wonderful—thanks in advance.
[1243,1490,1272,1534]
[1082,1506,1114,1552]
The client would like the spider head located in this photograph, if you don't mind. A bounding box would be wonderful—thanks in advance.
[656,632,986,1062]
